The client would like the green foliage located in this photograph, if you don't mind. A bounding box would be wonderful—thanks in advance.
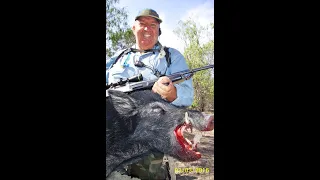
[106,0,135,57]
[174,18,214,112]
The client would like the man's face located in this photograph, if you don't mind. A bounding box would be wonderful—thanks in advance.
[132,16,160,50]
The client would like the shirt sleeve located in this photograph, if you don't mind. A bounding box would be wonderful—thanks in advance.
[166,48,194,107]
[106,50,125,84]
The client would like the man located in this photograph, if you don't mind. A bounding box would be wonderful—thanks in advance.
[106,8,194,179]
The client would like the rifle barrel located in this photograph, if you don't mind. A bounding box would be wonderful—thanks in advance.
[168,64,214,77]
[190,64,214,73]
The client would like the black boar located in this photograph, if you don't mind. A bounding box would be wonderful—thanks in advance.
[106,90,213,178]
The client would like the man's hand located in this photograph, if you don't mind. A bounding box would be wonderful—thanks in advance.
[152,76,177,102]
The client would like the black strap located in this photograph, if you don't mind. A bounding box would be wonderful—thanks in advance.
[110,48,131,68]
[164,47,171,67]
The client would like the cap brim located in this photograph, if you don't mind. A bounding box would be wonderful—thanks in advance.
[135,15,162,23]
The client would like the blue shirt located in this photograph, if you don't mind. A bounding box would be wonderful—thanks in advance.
[106,43,194,107]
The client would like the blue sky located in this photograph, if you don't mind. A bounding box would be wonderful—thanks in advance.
[115,0,214,53]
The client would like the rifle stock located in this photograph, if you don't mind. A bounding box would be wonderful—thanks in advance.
[106,64,214,97]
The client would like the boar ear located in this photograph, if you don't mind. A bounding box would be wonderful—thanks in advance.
[147,101,167,114]
[108,90,137,115]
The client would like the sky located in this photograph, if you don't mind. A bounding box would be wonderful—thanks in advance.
[114,0,214,53]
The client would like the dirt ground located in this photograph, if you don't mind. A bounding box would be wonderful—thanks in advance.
[170,129,214,180]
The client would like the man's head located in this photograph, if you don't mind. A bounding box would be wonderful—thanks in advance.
[132,9,162,50]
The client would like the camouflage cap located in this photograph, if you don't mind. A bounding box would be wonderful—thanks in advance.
[135,9,162,23]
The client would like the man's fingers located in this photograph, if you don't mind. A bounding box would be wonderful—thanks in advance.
[152,76,177,102]
[157,81,172,91]
[152,83,158,93]
[158,76,171,84]
[157,82,175,96]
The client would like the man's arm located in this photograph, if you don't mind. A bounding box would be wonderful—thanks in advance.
[152,48,194,107]
[106,50,126,85]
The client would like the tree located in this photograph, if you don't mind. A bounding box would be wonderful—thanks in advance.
[106,0,135,58]
[174,19,214,112]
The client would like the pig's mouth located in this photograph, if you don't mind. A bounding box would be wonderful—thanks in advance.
[173,112,203,160]
[174,122,202,159]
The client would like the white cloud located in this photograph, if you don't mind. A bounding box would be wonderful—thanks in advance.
[158,0,214,53]
[181,0,214,27]
[157,12,185,53]
[180,0,214,46]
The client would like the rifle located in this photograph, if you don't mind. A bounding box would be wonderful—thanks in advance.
[106,64,214,97]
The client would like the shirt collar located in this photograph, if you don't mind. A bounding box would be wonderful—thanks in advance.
[131,41,162,52]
